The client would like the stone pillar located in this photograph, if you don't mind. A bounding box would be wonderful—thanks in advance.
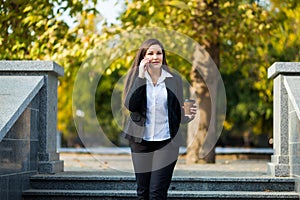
[267,62,300,177]
[0,61,64,174]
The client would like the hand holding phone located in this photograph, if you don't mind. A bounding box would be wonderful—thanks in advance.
[138,58,150,78]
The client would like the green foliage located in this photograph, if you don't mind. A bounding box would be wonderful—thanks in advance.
[218,2,275,136]
[0,0,100,145]
[1,0,300,147]
[102,0,300,146]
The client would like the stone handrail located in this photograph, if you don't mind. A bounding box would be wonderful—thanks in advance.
[0,61,64,200]
[0,60,64,174]
[268,62,300,178]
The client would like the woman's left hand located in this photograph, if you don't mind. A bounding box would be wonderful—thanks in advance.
[188,103,197,119]
[183,103,197,119]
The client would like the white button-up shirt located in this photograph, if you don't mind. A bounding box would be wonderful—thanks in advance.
[143,69,173,141]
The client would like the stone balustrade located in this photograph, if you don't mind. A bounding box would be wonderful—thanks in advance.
[1,60,300,199]
[268,62,300,182]
[0,61,64,199]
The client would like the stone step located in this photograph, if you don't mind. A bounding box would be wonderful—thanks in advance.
[28,175,295,192]
[23,174,298,199]
[22,189,300,200]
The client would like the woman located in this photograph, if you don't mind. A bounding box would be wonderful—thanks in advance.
[122,38,196,200]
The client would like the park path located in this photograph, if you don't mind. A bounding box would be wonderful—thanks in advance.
[60,153,268,177]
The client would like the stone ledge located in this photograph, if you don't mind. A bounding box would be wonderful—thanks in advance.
[22,189,299,199]
[268,62,300,79]
[30,174,295,182]
[38,160,64,174]
[0,61,64,76]
[28,173,295,192]
[268,163,291,177]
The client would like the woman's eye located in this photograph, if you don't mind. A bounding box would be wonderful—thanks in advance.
[146,52,162,55]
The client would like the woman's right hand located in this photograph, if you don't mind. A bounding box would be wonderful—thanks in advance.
[138,58,150,78]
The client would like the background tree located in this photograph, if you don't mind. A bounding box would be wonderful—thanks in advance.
[1,0,299,152]
[0,0,100,146]
[83,0,300,151]
[103,0,275,163]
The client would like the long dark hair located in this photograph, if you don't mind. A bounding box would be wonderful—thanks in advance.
[123,38,170,99]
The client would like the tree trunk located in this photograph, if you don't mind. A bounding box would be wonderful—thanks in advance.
[186,0,220,164]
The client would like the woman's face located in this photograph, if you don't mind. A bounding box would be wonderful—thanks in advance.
[144,44,163,69]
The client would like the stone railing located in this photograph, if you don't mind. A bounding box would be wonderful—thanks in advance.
[268,62,300,185]
[0,61,64,199]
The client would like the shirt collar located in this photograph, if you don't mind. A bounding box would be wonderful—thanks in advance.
[145,69,173,85]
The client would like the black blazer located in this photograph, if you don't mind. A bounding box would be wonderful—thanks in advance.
[122,72,191,144]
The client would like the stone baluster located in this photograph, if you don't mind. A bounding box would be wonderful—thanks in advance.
[268,62,300,177]
[0,61,64,174]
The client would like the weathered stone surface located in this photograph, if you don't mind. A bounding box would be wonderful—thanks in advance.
[268,74,290,177]
[284,76,300,119]
[0,61,64,200]
[0,60,64,76]
[0,76,44,141]
[268,62,300,178]
[22,173,299,199]
[268,62,300,79]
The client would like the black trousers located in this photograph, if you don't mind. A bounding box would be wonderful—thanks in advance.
[129,139,179,200]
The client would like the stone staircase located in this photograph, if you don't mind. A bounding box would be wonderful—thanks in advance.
[22,173,299,200]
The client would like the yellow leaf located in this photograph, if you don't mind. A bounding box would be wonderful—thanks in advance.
[238,5,246,11]
[164,1,189,10]
[149,6,155,15]
[87,13,94,21]
[246,9,254,19]
[106,68,112,75]
[23,5,32,12]
[235,42,243,50]
[223,1,231,8]
[258,24,264,31]
[36,19,46,28]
